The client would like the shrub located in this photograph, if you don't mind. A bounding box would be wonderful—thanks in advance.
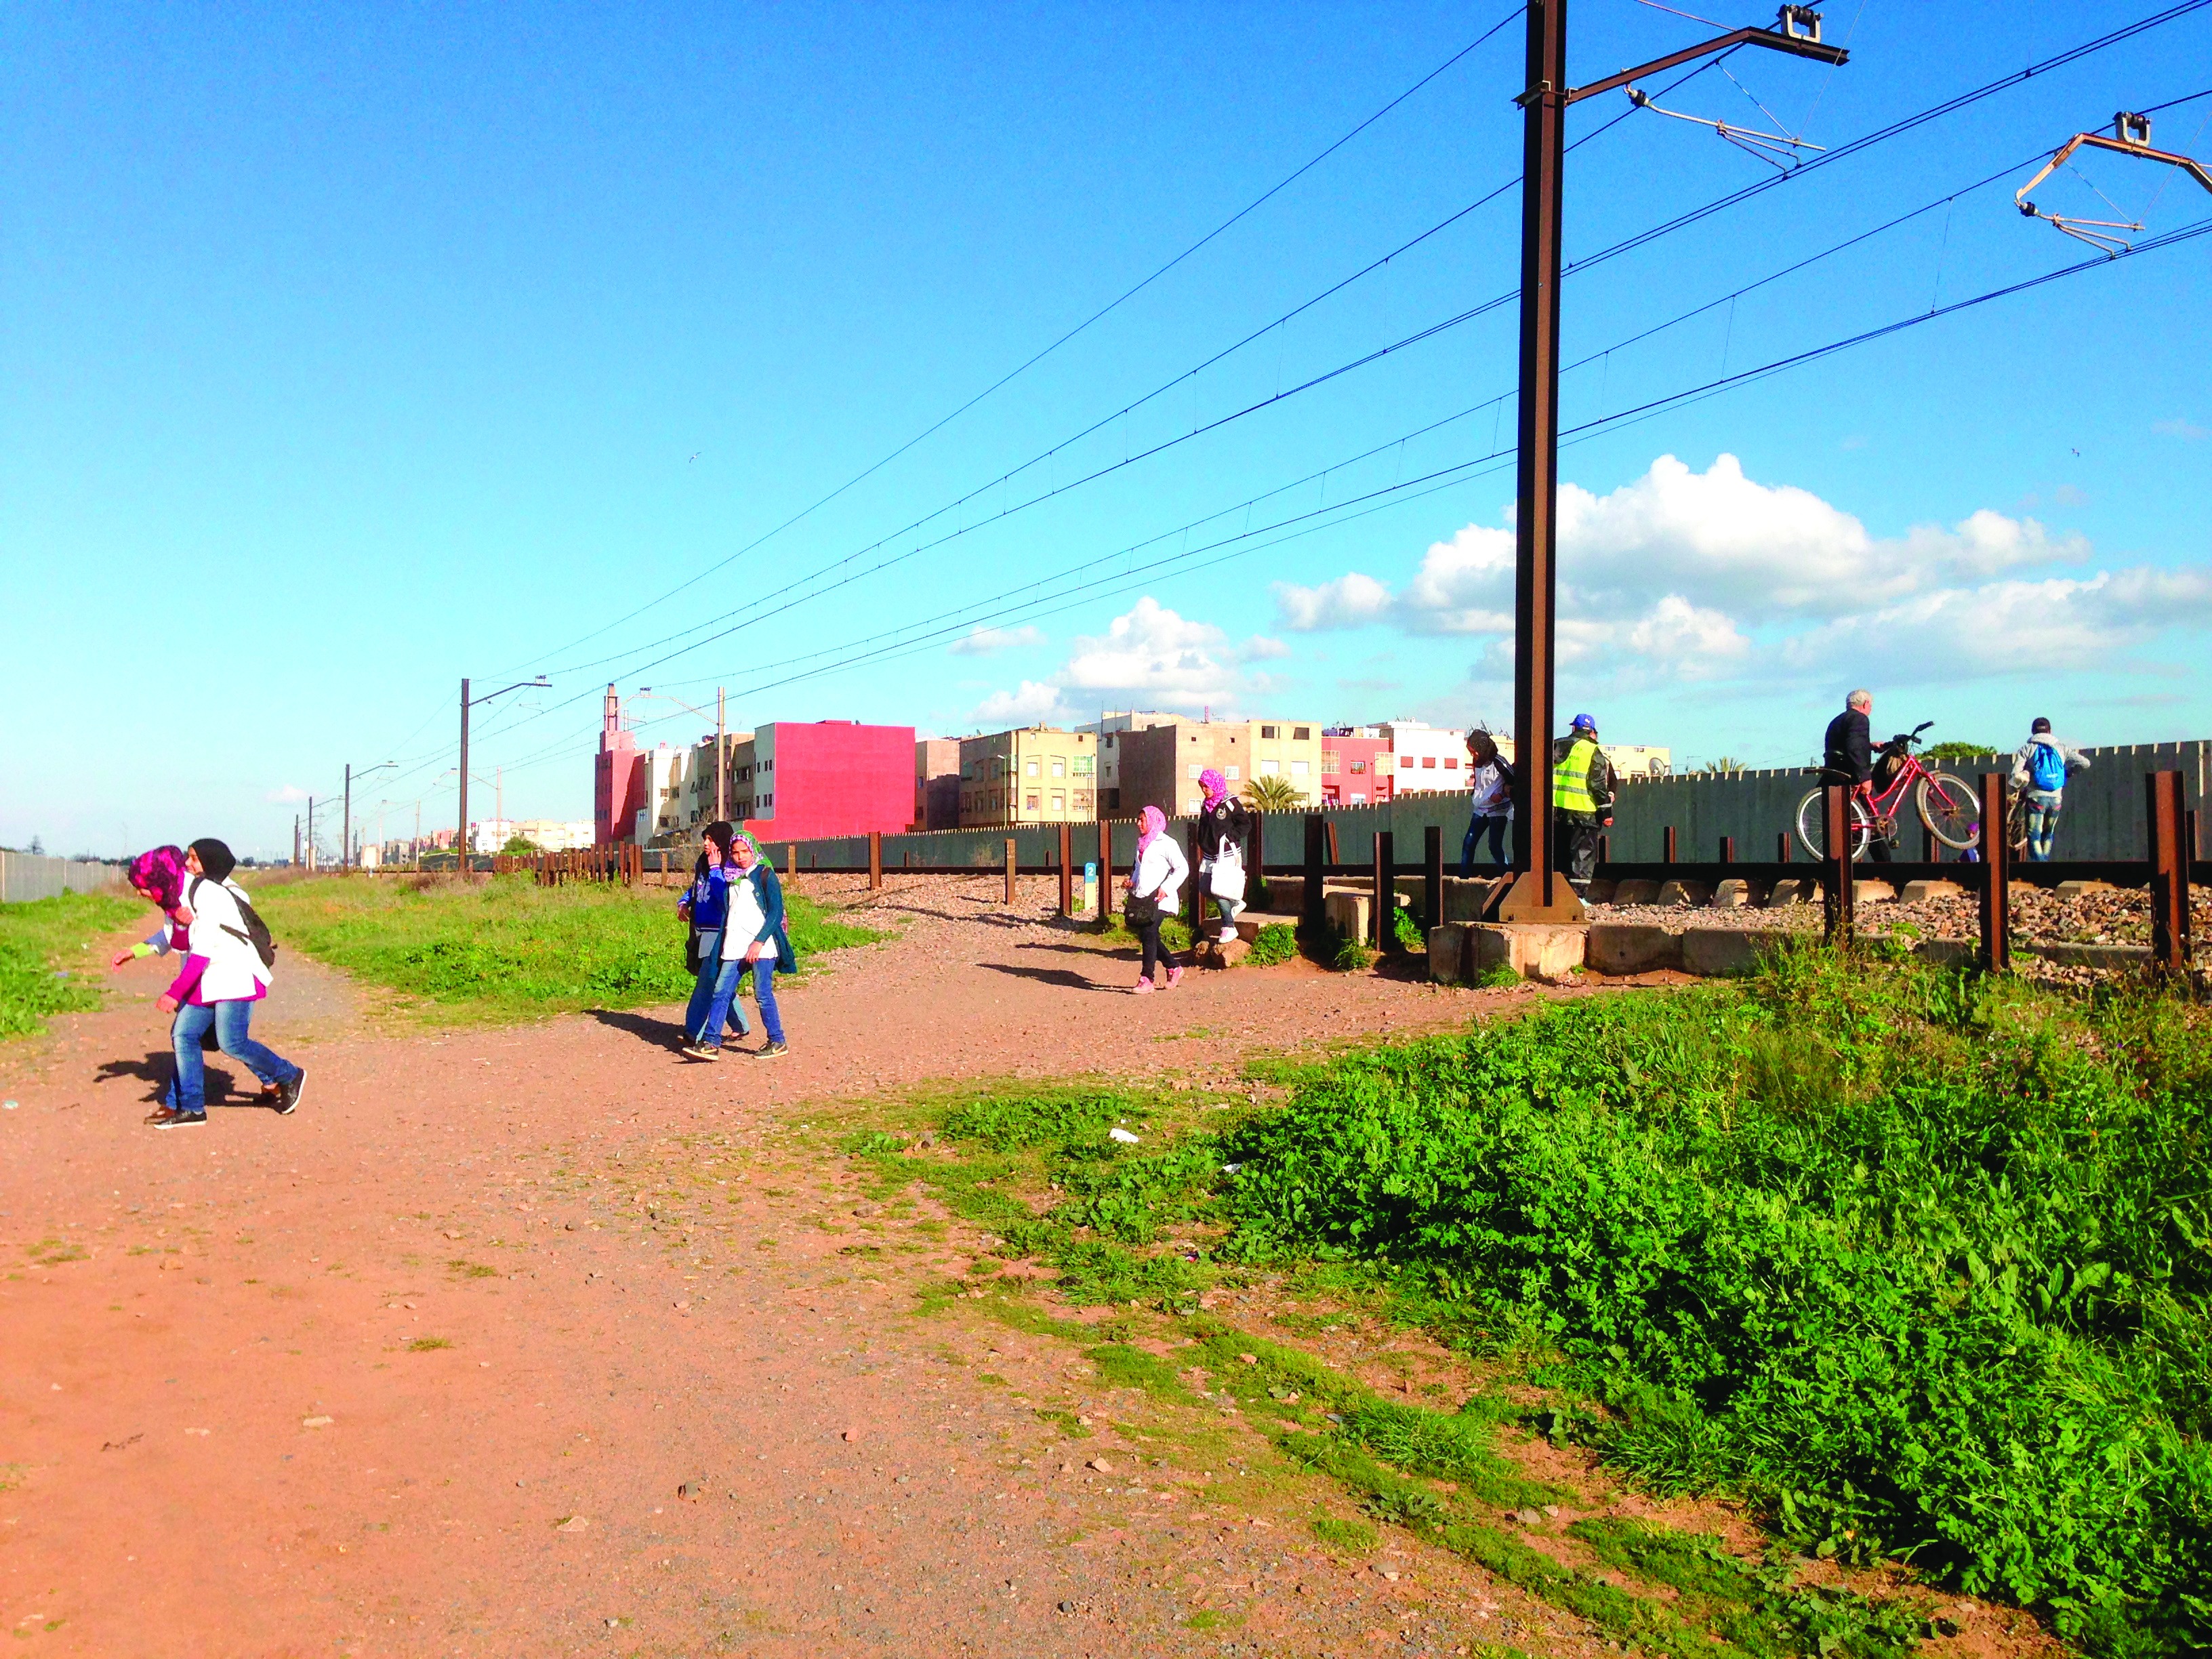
[1223,951,2212,1655]
[1246,922,1297,966]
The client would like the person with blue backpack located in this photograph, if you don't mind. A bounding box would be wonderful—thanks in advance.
[2010,717,2090,861]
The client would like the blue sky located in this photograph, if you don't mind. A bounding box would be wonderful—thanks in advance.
[5,1,2209,859]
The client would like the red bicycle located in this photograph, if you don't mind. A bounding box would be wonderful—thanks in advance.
[1794,722,1981,860]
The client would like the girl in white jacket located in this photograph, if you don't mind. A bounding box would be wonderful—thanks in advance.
[1125,805,1187,993]
[128,838,304,1128]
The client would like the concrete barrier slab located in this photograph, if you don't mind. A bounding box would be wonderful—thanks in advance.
[1466,922,1585,984]
[1765,878,1811,907]
[1711,878,1753,907]
[1613,878,1661,906]
[1900,880,1966,903]
[1681,927,1788,977]
[1655,879,1711,908]
[1427,924,1467,983]
[1586,923,1683,975]
[1324,890,1372,945]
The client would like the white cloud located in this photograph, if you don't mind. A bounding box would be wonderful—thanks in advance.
[265,784,310,804]
[948,624,1046,656]
[2152,417,2207,440]
[1273,571,1395,631]
[970,598,1284,726]
[1276,452,2202,692]
[970,680,1066,726]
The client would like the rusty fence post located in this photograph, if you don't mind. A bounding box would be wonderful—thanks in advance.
[1249,811,1267,912]
[1663,825,1677,864]
[1303,813,1326,935]
[1004,837,1017,907]
[868,830,882,892]
[1978,772,2011,974]
[1423,824,1443,935]
[1185,821,1203,935]
[2147,770,2192,985]
[1097,818,1113,928]
[1324,817,1340,867]
[1822,783,1853,945]
[1373,831,1395,950]
[1777,830,1791,863]
[1719,836,1735,864]
[1058,822,1072,918]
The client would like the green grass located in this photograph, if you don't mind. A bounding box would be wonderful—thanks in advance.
[847,944,2210,1657]
[1225,943,2212,1657]
[251,872,882,1024]
[0,890,144,1040]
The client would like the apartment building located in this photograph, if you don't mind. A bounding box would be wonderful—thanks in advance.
[1246,718,1324,807]
[957,727,1099,826]
[723,720,915,842]
[1380,719,1474,793]
[1320,727,1394,806]
[915,737,962,830]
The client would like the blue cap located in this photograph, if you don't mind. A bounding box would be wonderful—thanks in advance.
[1570,712,1597,731]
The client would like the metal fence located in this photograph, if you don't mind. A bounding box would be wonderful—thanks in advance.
[0,851,129,904]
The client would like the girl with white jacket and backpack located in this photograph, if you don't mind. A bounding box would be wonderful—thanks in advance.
[123,838,304,1129]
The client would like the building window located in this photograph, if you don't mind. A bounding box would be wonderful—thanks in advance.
[1291,760,1309,776]
[1350,760,1366,774]
[1051,792,1065,811]
[1025,793,1040,811]
[1025,759,1040,777]
[1259,758,1279,775]
[1293,726,1310,740]
[1322,752,1341,773]
[1444,756,1460,769]
[1421,756,1436,769]
[1225,766,1240,781]
[1075,790,1093,809]
[1399,756,1413,769]
[1187,764,1202,780]
[1072,755,1094,776]
[1260,724,1279,739]
[1050,757,1065,778]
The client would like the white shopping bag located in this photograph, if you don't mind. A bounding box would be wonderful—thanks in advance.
[1207,844,1247,903]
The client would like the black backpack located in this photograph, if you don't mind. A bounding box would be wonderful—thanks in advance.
[190,876,279,970]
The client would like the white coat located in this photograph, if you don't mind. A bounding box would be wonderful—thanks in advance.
[182,877,272,1002]
[1132,834,1189,910]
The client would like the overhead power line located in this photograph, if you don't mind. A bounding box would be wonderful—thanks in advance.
[529,1,2205,703]
[506,5,1528,676]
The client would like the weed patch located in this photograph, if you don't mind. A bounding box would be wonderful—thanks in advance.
[0,890,141,1040]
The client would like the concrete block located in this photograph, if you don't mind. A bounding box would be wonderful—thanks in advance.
[1765,878,1811,907]
[1655,879,1711,908]
[1465,922,1586,985]
[1582,879,1618,904]
[1324,889,1372,945]
[1427,924,1467,984]
[2054,880,2119,901]
[1853,880,1896,904]
[1443,876,1501,922]
[1711,878,1753,908]
[1681,927,1789,977]
[1914,938,1975,968]
[2035,941,2150,969]
[1586,923,1683,975]
[1900,880,1966,903]
[1613,878,1661,906]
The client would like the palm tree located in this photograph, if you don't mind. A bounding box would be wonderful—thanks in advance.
[1695,756,1748,775]
[1243,774,1304,813]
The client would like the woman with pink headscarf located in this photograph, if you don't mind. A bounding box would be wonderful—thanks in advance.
[1123,804,1188,992]
[1194,768,1251,945]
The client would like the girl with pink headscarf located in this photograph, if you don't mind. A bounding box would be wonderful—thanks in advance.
[1195,769,1251,945]
[1124,804,1189,991]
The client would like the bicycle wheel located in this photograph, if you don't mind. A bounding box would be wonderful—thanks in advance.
[1795,787,1872,861]
[1917,772,1982,850]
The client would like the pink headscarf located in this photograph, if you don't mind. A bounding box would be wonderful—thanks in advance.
[1135,804,1166,865]
[1199,768,1228,806]
[128,845,190,912]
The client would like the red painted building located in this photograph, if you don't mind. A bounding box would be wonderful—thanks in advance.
[735,720,916,844]
[594,684,644,846]
[1320,733,1394,806]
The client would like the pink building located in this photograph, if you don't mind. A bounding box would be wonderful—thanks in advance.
[735,720,916,844]
[594,685,645,846]
[1320,733,1394,806]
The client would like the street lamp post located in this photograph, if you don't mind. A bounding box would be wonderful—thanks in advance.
[457,676,548,878]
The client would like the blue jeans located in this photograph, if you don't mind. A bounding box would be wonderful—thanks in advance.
[705,953,785,1046]
[166,1000,300,1114]
[684,930,752,1043]
[2024,789,2063,861]
[1461,813,1512,876]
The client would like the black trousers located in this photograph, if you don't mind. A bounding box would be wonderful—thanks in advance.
[1133,917,1175,979]
[1552,812,1601,882]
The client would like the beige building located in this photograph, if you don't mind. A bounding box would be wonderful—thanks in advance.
[1100,716,1325,817]
[958,727,1099,826]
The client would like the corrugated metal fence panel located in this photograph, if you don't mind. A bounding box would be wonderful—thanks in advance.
[0,852,129,904]
[1610,741,2209,861]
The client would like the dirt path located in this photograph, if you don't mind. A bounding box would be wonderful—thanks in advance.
[3,878,1647,1658]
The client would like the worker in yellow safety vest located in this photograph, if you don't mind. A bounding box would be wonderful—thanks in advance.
[1550,713,1618,884]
